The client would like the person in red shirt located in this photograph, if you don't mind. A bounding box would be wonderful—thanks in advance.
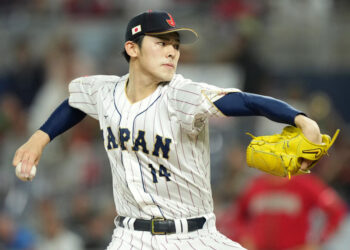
[217,174,347,250]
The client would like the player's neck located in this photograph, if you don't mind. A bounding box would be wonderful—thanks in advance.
[126,70,159,104]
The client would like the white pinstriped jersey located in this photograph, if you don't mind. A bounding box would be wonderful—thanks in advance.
[68,74,240,219]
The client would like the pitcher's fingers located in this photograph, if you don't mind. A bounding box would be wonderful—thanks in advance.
[20,157,28,175]
[12,150,24,167]
[21,154,32,175]
[34,155,41,166]
[23,156,36,176]
[300,159,313,171]
[300,160,306,171]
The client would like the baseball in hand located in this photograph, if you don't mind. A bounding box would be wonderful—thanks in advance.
[15,162,37,181]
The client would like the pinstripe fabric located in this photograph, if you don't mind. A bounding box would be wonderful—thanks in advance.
[107,215,245,250]
[69,74,240,219]
[69,74,244,249]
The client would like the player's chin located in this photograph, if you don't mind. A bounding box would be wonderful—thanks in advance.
[159,71,175,82]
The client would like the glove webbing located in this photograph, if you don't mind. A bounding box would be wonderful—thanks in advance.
[287,128,340,179]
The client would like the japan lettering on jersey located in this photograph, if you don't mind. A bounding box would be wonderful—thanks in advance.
[68,74,240,219]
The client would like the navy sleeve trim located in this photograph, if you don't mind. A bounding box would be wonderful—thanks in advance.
[213,92,304,126]
[39,99,86,140]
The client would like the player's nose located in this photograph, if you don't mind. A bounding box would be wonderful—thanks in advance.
[166,44,177,58]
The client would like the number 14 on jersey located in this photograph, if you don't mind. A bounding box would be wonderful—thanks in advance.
[148,164,171,183]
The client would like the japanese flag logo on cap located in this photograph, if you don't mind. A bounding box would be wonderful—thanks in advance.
[132,25,142,35]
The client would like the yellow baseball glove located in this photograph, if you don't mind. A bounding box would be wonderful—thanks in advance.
[246,126,340,179]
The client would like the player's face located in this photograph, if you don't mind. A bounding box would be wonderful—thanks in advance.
[137,33,180,82]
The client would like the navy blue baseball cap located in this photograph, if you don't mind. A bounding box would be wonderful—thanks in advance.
[125,11,198,44]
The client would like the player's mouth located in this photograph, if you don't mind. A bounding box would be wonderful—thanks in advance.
[162,63,175,69]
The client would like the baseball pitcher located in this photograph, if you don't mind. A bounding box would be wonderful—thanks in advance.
[12,11,335,250]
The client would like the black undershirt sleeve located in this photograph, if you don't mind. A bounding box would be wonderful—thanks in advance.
[39,99,86,140]
[213,92,304,126]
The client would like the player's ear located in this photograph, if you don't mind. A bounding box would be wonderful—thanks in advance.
[124,41,138,59]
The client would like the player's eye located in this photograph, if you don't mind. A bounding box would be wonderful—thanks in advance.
[173,44,180,50]
[158,42,166,46]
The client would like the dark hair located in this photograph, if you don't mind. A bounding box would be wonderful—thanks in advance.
[122,35,145,63]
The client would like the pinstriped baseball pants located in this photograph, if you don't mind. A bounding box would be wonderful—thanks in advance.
[106,214,246,250]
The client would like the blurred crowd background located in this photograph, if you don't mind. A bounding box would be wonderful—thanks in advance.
[0,0,350,249]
